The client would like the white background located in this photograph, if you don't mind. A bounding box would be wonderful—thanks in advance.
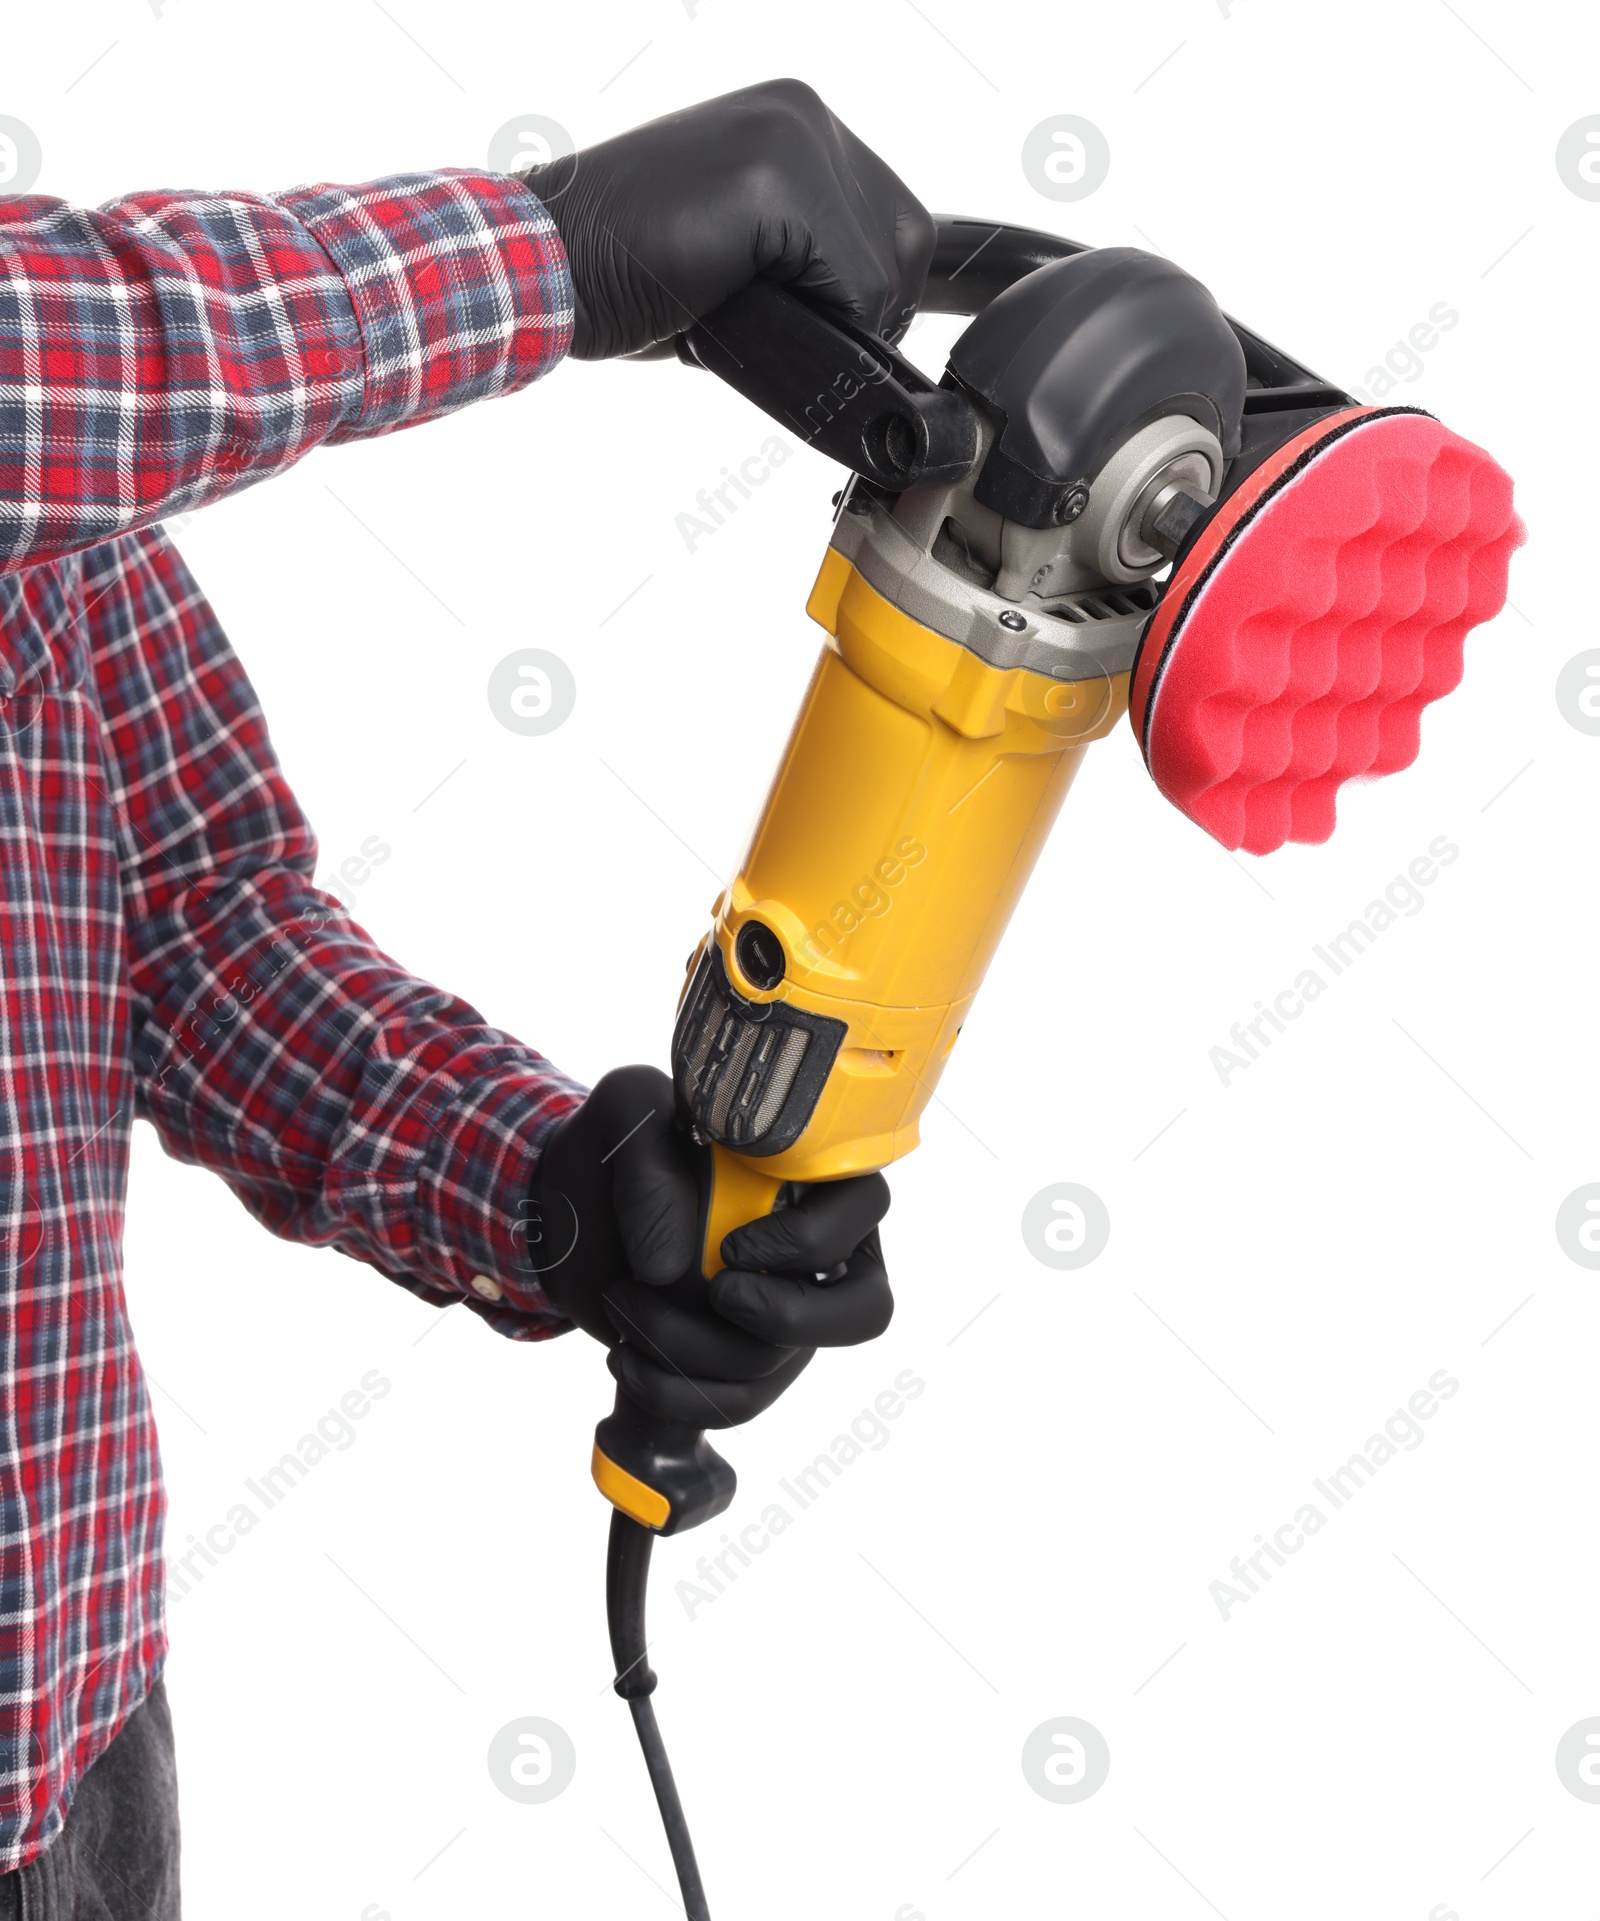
[5,2,1595,1917]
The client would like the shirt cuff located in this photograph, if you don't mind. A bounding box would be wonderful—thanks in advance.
[414,1061,587,1339]
[271,169,573,439]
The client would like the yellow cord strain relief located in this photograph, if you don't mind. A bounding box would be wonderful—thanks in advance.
[591,1444,671,1531]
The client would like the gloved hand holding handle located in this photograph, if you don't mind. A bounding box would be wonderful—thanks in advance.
[532,1066,892,1429]
[521,78,936,360]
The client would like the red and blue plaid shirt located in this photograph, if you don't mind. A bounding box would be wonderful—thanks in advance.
[0,168,582,1869]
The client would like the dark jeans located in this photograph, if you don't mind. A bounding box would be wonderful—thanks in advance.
[0,1682,179,1919]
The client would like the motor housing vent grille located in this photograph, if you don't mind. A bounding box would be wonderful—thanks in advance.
[673,945,845,1156]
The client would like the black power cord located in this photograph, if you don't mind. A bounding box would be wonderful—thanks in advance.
[606,1510,712,1920]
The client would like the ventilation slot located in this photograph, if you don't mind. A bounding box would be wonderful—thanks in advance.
[734,1027,811,1143]
[1044,580,1160,626]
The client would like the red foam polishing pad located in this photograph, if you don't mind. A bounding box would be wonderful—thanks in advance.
[1127,407,1523,854]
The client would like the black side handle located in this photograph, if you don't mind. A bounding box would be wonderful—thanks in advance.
[681,278,979,492]
[677,217,1349,492]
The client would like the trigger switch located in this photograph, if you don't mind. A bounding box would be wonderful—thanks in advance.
[735,921,785,992]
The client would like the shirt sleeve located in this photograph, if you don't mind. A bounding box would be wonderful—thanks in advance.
[88,525,584,1339]
[0,170,571,574]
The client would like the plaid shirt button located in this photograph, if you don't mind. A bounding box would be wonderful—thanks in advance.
[471,1274,505,1302]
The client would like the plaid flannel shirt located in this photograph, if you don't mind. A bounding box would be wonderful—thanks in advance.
[0,168,582,1870]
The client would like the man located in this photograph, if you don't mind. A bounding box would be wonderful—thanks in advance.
[0,80,928,1915]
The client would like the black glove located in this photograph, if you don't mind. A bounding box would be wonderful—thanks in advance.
[521,78,936,360]
[528,1065,892,1428]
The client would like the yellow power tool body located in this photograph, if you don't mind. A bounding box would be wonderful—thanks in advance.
[593,506,1128,1532]
[592,219,1278,1533]
[687,541,1124,1204]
